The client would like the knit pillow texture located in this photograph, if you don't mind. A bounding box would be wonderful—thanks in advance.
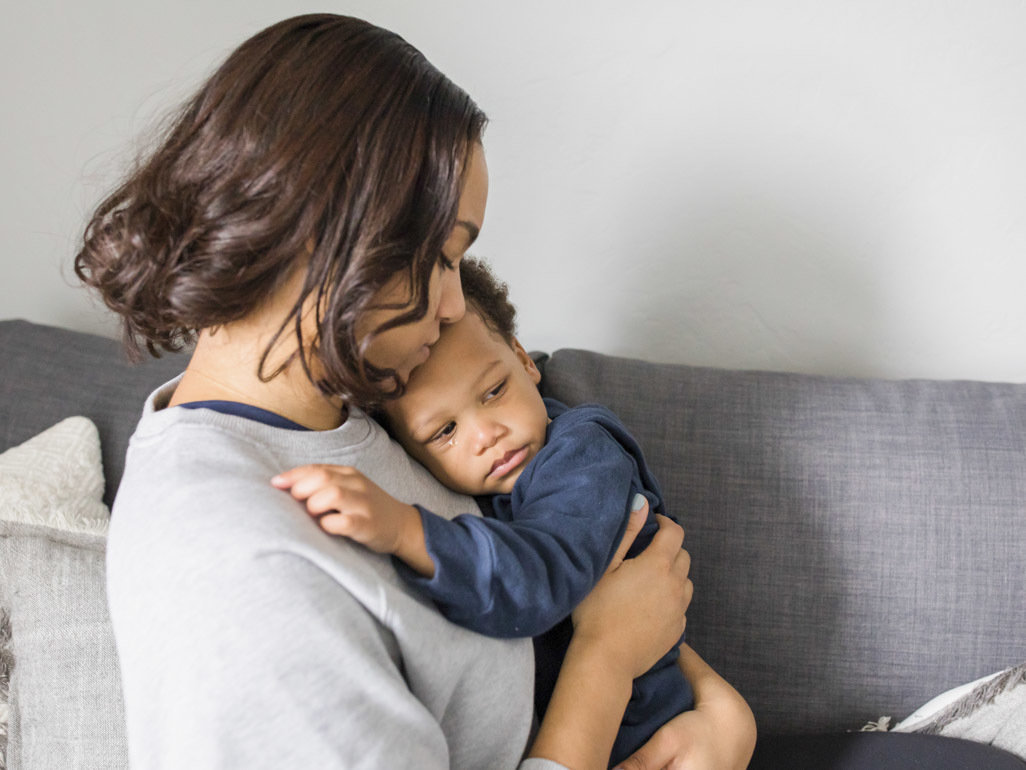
[0,417,127,770]
[893,663,1026,761]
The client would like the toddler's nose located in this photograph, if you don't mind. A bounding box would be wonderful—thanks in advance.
[473,419,506,454]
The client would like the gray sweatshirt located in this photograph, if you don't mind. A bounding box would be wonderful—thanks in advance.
[107,377,567,769]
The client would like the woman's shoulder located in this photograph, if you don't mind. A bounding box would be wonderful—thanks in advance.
[110,399,341,569]
[107,408,412,638]
[108,392,476,597]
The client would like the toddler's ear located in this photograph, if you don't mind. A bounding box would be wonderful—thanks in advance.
[511,337,541,385]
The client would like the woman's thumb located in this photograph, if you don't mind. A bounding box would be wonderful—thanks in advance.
[626,493,648,537]
[607,494,649,572]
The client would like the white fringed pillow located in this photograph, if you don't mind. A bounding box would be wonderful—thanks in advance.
[893,663,1026,761]
[0,416,110,535]
[0,417,128,769]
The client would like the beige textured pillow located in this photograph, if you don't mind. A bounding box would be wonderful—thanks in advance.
[0,417,127,770]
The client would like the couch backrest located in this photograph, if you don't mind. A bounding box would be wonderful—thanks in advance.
[539,348,1026,734]
[0,320,187,507]
[4,320,1025,735]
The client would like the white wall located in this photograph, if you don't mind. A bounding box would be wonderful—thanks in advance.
[4,1,1025,382]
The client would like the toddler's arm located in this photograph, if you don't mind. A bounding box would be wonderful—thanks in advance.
[400,421,644,638]
[271,464,436,577]
[270,460,629,637]
[274,422,646,639]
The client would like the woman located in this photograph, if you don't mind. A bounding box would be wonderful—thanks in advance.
[76,15,754,769]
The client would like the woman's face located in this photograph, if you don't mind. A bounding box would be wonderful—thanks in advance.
[358,144,489,383]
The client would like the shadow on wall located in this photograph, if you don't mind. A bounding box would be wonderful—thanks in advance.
[597,159,900,379]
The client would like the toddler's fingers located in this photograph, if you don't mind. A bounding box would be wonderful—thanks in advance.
[270,466,314,488]
[271,464,357,490]
[317,512,355,537]
[271,464,331,492]
[283,468,349,500]
[305,487,350,516]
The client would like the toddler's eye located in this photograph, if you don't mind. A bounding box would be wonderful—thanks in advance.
[484,379,508,402]
[431,421,457,445]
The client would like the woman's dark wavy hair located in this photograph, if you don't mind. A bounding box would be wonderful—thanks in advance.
[74,14,487,405]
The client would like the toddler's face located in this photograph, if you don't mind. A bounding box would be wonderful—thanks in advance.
[384,310,549,496]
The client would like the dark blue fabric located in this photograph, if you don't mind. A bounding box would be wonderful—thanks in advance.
[395,399,693,767]
[177,400,311,431]
[751,732,1026,769]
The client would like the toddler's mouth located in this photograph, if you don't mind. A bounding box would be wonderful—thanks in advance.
[488,446,529,480]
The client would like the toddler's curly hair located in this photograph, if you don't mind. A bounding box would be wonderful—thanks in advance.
[459,257,517,345]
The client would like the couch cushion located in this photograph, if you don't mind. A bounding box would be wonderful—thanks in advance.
[539,349,1026,735]
[0,320,186,507]
[0,417,126,769]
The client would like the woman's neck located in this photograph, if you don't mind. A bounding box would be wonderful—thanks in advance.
[169,324,347,431]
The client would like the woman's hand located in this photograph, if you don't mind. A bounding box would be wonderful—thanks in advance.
[604,493,651,573]
[529,511,692,768]
[617,644,757,770]
[572,513,692,681]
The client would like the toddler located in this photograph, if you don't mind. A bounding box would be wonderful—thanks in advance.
[273,258,694,766]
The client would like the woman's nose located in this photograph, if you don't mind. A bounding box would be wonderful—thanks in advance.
[437,264,466,324]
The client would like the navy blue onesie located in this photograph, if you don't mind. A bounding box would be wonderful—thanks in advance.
[396,399,694,767]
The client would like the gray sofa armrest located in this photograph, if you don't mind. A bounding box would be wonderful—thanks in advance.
[539,348,1026,735]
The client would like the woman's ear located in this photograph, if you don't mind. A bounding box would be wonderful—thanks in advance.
[511,337,541,385]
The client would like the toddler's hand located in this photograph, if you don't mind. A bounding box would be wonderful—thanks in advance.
[271,465,420,556]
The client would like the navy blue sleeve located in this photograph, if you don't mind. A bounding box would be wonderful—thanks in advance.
[393,422,641,638]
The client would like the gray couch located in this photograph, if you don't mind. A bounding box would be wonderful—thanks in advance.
[2,318,1025,766]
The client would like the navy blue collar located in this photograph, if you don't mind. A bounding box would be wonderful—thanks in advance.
[177,400,311,431]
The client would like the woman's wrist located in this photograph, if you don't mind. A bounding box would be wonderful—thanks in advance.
[529,635,634,768]
[566,632,637,698]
